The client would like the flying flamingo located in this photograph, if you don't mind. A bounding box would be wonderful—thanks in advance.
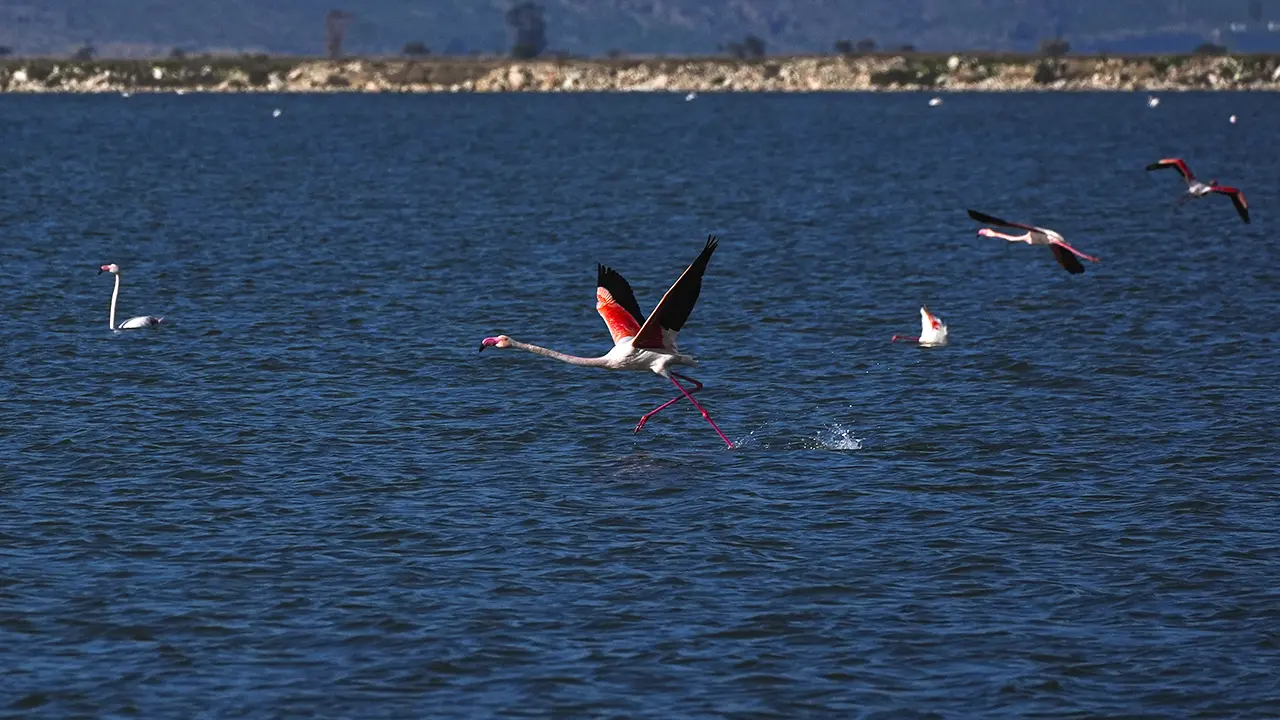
[967,209,1100,275]
[892,306,948,346]
[479,236,733,448]
[98,264,164,330]
[1145,158,1249,224]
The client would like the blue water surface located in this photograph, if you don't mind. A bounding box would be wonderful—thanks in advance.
[1,91,1278,718]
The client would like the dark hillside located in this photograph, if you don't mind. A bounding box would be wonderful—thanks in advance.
[0,1,1274,57]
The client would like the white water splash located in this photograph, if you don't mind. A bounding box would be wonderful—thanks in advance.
[724,419,865,451]
[813,423,864,451]
[734,417,825,450]
[729,420,778,449]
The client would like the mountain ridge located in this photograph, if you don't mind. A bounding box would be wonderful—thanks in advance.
[0,1,1273,58]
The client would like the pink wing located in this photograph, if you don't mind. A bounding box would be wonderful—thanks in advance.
[1050,239,1100,263]
[1145,158,1194,182]
[1211,186,1250,224]
[596,264,644,344]
[1049,244,1086,274]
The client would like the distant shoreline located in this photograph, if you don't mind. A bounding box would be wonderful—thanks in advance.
[2,53,1279,93]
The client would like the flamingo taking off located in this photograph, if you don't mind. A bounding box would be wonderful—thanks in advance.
[967,210,1100,275]
[1145,158,1249,224]
[892,307,948,346]
[479,236,733,448]
[98,264,164,331]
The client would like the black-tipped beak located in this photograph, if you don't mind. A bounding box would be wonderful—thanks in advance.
[97,269,103,275]
[478,342,487,353]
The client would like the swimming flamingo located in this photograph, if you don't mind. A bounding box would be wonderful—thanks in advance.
[892,307,948,346]
[479,236,733,448]
[967,210,1100,275]
[1145,158,1250,224]
[98,264,164,330]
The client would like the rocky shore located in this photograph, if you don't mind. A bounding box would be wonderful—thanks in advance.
[3,54,1280,93]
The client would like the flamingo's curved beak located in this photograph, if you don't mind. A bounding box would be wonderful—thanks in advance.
[97,268,103,275]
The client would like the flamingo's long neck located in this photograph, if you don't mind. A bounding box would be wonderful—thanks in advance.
[109,274,121,330]
[509,339,612,367]
[989,230,1029,242]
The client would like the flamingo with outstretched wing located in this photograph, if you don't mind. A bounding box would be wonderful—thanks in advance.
[967,210,1100,275]
[479,236,733,448]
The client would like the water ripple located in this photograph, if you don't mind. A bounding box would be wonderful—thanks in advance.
[1,92,1278,718]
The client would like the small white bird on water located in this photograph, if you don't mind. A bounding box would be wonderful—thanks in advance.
[928,97,943,106]
[272,108,283,118]
[892,307,948,347]
[1147,96,1160,108]
[685,92,697,102]
[98,264,164,331]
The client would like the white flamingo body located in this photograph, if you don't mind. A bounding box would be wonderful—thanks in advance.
[893,307,948,347]
[479,236,732,448]
[117,315,162,330]
[605,339,695,375]
[99,264,163,331]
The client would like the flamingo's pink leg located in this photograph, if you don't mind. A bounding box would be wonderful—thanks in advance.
[634,397,681,433]
[634,373,702,434]
[668,375,734,449]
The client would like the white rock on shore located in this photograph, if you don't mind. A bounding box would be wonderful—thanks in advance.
[2,55,1279,93]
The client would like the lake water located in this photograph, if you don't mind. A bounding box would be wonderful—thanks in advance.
[1,91,1278,718]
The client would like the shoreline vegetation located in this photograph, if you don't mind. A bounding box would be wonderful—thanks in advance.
[3,53,1280,93]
